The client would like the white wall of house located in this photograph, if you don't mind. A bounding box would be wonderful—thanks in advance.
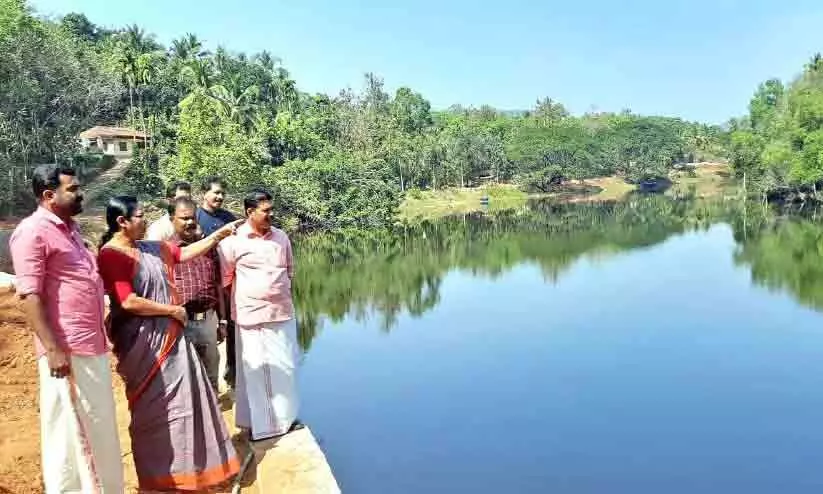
[81,137,144,157]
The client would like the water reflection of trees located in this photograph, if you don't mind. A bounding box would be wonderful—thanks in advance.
[732,205,823,312]
[293,195,742,349]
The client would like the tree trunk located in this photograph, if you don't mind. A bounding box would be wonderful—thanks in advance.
[137,87,148,151]
[128,87,135,121]
[129,86,136,143]
[8,166,14,217]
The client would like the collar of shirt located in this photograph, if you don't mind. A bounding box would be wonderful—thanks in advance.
[237,221,274,240]
[35,207,86,249]
[35,206,77,232]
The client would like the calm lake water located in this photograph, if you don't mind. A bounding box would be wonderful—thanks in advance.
[292,196,823,493]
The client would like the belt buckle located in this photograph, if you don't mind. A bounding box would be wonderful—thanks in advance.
[192,312,207,321]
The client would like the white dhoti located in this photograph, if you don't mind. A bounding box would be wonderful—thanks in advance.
[235,318,300,441]
[38,354,124,494]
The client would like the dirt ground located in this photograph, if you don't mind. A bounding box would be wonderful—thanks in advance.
[0,289,42,494]
[0,290,241,494]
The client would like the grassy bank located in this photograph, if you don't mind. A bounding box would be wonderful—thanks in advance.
[399,180,641,221]
[400,185,530,221]
[399,163,734,221]
[574,177,636,201]
[666,163,733,198]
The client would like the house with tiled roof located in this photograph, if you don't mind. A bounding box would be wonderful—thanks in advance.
[79,126,149,157]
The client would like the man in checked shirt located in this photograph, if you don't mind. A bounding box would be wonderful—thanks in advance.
[171,196,227,391]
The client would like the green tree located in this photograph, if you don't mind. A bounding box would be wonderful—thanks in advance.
[533,97,569,125]
[391,87,432,134]
[171,90,269,188]
[749,79,784,133]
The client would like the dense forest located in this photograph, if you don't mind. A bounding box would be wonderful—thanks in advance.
[728,54,823,200]
[0,0,726,227]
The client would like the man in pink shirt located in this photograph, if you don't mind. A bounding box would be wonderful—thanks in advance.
[10,164,124,493]
[218,188,301,441]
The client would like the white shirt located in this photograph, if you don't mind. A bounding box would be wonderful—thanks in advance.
[145,214,176,241]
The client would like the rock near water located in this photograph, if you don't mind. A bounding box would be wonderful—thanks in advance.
[0,229,12,274]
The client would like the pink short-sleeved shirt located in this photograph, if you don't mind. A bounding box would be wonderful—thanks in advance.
[218,222,294,327]
[10,207,107,357]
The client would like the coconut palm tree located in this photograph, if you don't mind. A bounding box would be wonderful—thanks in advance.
[116,25,158,140]
[181,57,214,92]
[171,33,206,61]
[255,50,277,72]
[135,52,160,145]
[278,76,299,113]
[214,46,232,78]
[123,24,155,54]
[210,73,260,128]
[170,34,209,100]
[115,49,139,133]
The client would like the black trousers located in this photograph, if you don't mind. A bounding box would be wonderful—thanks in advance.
[223,293,237,386]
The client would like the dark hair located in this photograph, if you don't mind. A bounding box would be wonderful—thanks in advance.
[32,164,76,200]
[166,194,197,215]
[243,188,273,214]
[169,196,197,217]
[165,180,191,199]
[100,195,139,248]
[201,176,227,193]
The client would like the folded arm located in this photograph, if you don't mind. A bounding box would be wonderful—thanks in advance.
[99,247,186,324]
[120,293,181,318]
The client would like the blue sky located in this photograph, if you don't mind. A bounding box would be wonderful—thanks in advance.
[30,0,823,123]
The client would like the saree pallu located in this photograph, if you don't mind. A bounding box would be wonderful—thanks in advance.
[107,241,239,491]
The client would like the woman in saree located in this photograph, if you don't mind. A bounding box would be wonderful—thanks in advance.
[97,195,242,491]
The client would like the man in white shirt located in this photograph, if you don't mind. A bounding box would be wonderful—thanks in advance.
[146,181,192,241]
